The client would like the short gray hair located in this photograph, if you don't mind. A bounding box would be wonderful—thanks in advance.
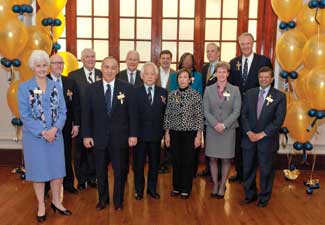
[238,32,255,42]
[28,50,50,69]
[81,48,95,58]
[141,62,158,76]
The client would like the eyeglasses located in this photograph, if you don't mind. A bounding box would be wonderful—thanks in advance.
[50,61,64,65]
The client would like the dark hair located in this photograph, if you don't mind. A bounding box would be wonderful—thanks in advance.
[178,52,196,71]
[159,50,173,58]
[258,66,274,77]
[176,68,192,80]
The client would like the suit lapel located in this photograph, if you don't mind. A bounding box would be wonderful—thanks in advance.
[247,54,258,80]
[258,87,274,120]
[80,68,91,85]
[252,88,259,120]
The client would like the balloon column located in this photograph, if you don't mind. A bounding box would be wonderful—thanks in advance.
[272,0,325,194]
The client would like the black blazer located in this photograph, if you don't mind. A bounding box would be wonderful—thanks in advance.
[133,85,168,142]
[228,54,272,95]
[201,63,217,93]
[82,79,137,149]
[241,87,286,151]
[68,67,103,99]
[47,74,81,134]
[117,69,143,87]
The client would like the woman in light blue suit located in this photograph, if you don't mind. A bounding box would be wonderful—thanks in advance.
[18,50,71,222]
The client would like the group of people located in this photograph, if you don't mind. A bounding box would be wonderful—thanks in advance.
[17,32,286,223]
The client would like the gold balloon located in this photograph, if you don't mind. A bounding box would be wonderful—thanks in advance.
[36,10,65,42]
[271,0,302,22]
[306,66,325,110]
[7,80,21,118]
[18,50,34,81]
[25,26,53,54]
[276,30,307,72]
[286,100,316,143]
[0,1,16,22]
[293,68,309,101]
[12,0,33,4]
[296,4,325,38]
[57,52,79,77]
[37,0,67,18]
[303,35,325,69]
[0,18,28,59]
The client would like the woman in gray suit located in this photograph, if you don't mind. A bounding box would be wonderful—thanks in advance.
[203,61,241,198]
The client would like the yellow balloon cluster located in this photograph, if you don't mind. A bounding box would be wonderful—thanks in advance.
[306,67,325,110]
[36,10,66,42]
[7,80,21,118]
[57,52,79,77]
[303,35,325,69]
[37,0,67,18]
[271,0,303,22]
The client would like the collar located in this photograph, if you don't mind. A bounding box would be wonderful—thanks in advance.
[144,84,155,92]
[83,67,95,75]
[103,79,115,90]
[243,52,254,62]
[127,69,137,75]
[260,85,271,94]
[50,74,61,82]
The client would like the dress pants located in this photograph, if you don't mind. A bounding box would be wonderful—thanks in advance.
[242,141,276,202]
[234,125,244,179]
[133,140,161,194]
[62,127,74,189]
[170,130,196,194]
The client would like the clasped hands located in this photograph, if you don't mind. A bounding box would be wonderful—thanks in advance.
[246,131,266,142]
[83,137,138,149]
[41,127,58,142]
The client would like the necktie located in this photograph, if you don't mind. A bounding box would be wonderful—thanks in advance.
[210,63,215,76]
[88,72,93,83]
[105,84,112,115]
[242,58,248,84]
[56,78,62,88]
[130,72,135,85]
[257,89,265,119]
[148,86,153,105]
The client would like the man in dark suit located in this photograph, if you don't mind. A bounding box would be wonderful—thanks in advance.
[117,50,143,87]
[82,56,137,211]
[228,32,272,183]
[198,42,220,177]
[156,50,174,174]
[45,54,80,195]
[240,66,286,207]
[132,62,168,200]
[68,48,102,190]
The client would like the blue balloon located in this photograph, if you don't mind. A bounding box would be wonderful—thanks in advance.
[303,142,313,151]
[26,5,33,13]
[21,4,27,13]
[293,142,303,151]
[308,109,317,117]
[55,43,61,50]
[288,21,296,29]
[280,71,289,79]
[42,18,48,26]
[309,0,319,8]
[306,187,313,194]
[12,5,21,13]
[320,0,325,8]
[47,18,53,25]
[54,19,62,26]
[1,58,12,68]
[289,164,296,171]
[314,182,321,189]
[279,22,288,30]
[281,127,289,134]
[316,111,323,119]
[12,59,21,67]
[289,71,298,79]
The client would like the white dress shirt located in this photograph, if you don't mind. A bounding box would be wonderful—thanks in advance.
[103,79,115,105]
[159,67,170,89]
[83,67,95,83]
[144,84,155,102]
[241,52,254,74]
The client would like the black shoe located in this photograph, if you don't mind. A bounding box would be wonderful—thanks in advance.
[180,192,190,199]
[170,190,180,197]
[36,214,46,223]
[228,175,242,183]
[257,200,268,208]
[158,166,170,174]
[197,169,211,177]
[114,205,123,211]
[51,203,72,216]
[64,187,79,194]
[96,202,108,211]
[134,193,143,200]
[147,191,160,199]
[77,183,86,190]
[210,193,224,199]
[240,195,258,205]
[88,180,97,188]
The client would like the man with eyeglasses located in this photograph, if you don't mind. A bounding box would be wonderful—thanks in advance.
[44,54,81,195]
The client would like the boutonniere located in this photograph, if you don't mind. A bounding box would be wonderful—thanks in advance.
[96,75,101,81]
[223,91,230,101]
[236,61,241,71]
[266,94,273,106]
[67,89,73,101]
[117,92,125,104]
[33,88,42,95]
[191,77,195,82]
[161,96,166,104]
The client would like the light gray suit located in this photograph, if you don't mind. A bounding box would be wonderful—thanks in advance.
[203,82,241,158]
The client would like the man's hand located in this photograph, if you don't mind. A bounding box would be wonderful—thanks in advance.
[83,137,94,148]
[247,131,257,142]
[128,137,137,147]
[71,126,79,138]
[194,136,202,149]
[164,133,170,148]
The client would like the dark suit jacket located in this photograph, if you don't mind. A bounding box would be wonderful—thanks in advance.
[133,85,168,142]
[201,63,218,92]
[228,54,272,95]
[117,69,143,87]
[47,74,81,136]
[156,68,175,92]
[241,87,286,151]
[68,67,103,100]
[82,79,137,149]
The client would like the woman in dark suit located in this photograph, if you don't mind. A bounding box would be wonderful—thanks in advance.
[164,68,204,199]
[203,62,241,198]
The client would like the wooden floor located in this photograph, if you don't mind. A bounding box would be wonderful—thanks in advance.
[0,165,324,225]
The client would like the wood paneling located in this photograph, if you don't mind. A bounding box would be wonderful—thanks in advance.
[194,0,206,71]
[151,0,163,65]
[109,0,120,61]
[236,0,250,56]
[65,0,77,56]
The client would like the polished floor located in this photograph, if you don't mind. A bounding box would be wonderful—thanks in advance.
[0,165,324,225]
